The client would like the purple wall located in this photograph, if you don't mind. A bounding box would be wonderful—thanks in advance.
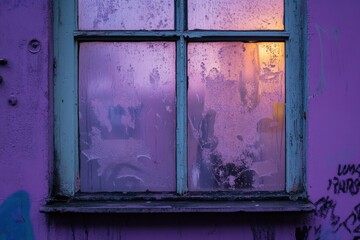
[0,0,359,239]
[0,0,50,238]
[307,0,360,238]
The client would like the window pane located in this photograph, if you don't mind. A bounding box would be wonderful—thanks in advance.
[188,42,285,191]
[188,0,284,30]
[79,42,176,192]
[78,0,174,30]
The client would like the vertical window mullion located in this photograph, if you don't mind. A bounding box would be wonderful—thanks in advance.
[176,37,187,194]
[176,0,188,194]
[175,0,186,31]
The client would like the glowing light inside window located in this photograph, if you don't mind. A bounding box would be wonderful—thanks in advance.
[188,0,284,30]
[187,42,285,191]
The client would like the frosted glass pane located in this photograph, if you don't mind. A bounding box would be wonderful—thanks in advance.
[188,0,284,30]
[79,42,176,192]
[79,0,174,30]
[188,42,285,191]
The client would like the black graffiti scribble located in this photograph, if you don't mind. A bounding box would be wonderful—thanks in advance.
[326,164,360,196]
[328,177,360,195]
[314,196,340,227]
[297,196,360,239]
[335,203,360,235]
[337,164,360,177]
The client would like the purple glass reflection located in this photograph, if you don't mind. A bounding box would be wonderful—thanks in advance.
[79,42,176,192]
[79,0,174,30]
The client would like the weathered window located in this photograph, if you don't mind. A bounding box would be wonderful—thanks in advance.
[49,0,308,212]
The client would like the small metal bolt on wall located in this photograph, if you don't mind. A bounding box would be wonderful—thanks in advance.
[0,58,7,84]
[28,39,41,54]
[8,94,17,106]
[0,59,7,65]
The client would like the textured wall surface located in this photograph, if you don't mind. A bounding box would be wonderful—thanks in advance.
[0,0,50,239]
[0,0,359,239]
[307,0,360,239]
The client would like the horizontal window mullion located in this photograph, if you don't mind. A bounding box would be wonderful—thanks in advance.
[74,30,289,41]
[74,30,182,40]
[184,31,289,41]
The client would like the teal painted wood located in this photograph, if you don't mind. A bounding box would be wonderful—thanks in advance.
[301,0,309,197]
[53,0,306,199]
[176,36,188,194]
[41,200,314,213]
[54,0,77,196]
[176,0,186,31]
[176,0,188,194]
[285,0,307,194]
[73,30,289,41]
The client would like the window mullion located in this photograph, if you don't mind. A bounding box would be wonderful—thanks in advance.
[175,0,186,32]
[176,36,188,195]
[175,0,188,195]
[184,31,289,41]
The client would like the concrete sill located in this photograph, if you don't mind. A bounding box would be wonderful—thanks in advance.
[41,200,314,214]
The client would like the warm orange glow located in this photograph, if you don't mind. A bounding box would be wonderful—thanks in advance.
[188,0,284,30]
[187,42,285,191]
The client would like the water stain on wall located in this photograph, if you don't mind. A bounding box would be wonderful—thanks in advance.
[0,190,34,240]
[251,225,275,240]
[295,226,311,240]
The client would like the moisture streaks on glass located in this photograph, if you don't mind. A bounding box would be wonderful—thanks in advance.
[188,0,284,30]
[79,42,176,192]
[78,0,174,30]
[188,42,285,191]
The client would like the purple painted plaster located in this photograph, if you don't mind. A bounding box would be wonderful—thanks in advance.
[308,0,360,199]
[306,0,360,238]
[0,0,360,239]
[0,0,50,239]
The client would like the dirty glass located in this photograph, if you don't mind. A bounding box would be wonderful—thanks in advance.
[188,0,283,30]
[79,42,176,192]
[78,0,174,30]
[188,42,285,191]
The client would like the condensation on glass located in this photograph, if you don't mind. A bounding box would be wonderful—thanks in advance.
[188,0,284,30]
[79,42,176,192]
[78,0,174,30]
[188,42,285,191]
